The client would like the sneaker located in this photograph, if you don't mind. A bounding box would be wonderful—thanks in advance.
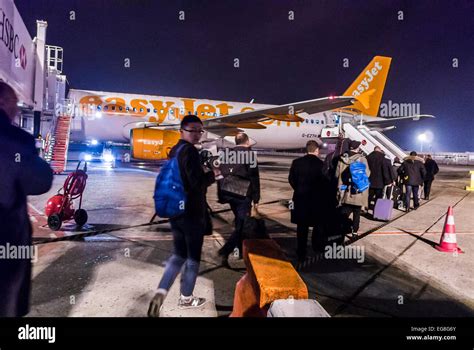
[148,292,165,317]
[178,296,207,309]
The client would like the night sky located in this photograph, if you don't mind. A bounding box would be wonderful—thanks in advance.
[15,0,474,152]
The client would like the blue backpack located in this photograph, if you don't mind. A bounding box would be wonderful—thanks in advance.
[153,144,187,218]
[349,160,370,193]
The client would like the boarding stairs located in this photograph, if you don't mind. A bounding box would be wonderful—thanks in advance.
[44,112,73,174]
[341,123,407,161]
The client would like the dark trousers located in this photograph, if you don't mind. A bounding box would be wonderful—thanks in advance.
[405,185,420,209]
[424,180,433,199]
[158,215,205,296]
[369,188,384,209]
[340,204,361,233]
[296,225,310,260]
[220,197,252,256]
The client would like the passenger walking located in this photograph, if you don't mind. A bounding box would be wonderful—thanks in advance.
[336,140,370,236]
[289,140,329,263]
[367,146,392,209]
[398,151,426,212]
[148,115,220,317]
[217,132,260,266]
[0,82,53,316]
[423,155,439,200]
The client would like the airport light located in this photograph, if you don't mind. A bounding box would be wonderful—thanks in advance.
[418,133,427,152]
[84,154,92,161]
[95,111,102,119]
[103,153,115,163]
[91,139,99,146]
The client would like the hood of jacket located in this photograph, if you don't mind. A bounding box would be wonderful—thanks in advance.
[340,152,364,165]
[403,155,424,163]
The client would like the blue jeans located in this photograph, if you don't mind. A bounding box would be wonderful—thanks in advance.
[405,185,420,209]
[158,215,204,297]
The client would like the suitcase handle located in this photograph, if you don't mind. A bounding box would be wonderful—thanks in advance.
[384,185,395,199]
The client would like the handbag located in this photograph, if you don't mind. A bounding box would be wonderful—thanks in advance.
[219,174,251,199]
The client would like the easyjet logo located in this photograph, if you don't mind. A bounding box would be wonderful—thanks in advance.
[351,61,382,97]
[78,95,241,124]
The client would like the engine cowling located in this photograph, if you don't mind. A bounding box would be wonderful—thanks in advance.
[130,128,180,160]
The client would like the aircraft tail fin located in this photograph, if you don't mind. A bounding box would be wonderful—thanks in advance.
[343,56,392,116]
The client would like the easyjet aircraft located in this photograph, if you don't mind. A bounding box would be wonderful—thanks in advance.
[68,56,431,160]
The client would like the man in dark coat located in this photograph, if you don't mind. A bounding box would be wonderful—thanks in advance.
[423,155,439,200]
[0,82,53,316]
[398,151,426,212]
[289,140,329,263]
[217,132,260,264]
[367,146,392,208]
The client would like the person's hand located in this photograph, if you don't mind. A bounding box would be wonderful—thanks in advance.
[212,167,222,177]
[148,292,165,317]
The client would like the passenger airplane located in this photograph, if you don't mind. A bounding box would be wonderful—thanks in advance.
[68,56,432,160]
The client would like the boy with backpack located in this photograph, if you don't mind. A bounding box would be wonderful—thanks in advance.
[335,140,370,237]
[148,115,221,317]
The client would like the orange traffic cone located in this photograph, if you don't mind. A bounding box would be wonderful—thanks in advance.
[436,206,463,253]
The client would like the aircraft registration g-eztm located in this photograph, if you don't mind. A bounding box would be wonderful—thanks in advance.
[68,56,431,160]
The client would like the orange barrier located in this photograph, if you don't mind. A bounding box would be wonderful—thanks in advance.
[230,239,308,317]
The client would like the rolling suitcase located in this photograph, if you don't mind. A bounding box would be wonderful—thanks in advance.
[373,186,394,221]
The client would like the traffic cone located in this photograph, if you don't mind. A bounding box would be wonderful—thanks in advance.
[435,206,463,253]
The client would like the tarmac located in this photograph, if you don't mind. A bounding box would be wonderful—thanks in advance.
[26,156,474,317]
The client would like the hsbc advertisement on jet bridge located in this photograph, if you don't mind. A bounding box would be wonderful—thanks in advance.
[0,0,35,106]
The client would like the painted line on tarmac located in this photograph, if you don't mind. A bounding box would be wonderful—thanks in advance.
[333,191,471,316]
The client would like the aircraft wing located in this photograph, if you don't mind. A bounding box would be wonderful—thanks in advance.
[203,96,356,130]
[362,114,435,127]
